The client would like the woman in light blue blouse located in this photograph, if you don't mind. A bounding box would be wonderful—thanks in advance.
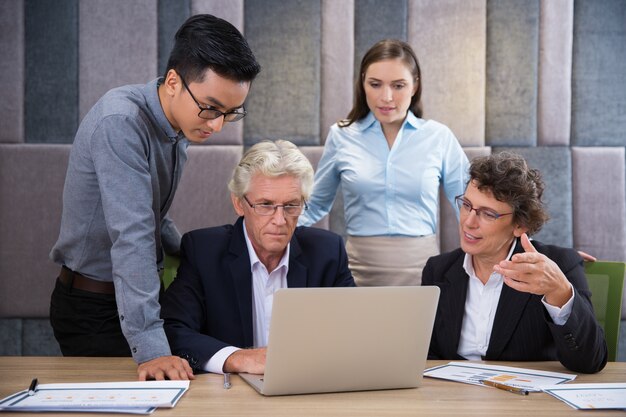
[298,39,469,286]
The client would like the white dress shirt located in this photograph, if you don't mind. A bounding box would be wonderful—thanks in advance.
[205,220,289,373]
[457,242,575,360]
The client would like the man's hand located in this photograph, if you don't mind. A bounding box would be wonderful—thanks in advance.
[223,348,266,374]
[137,355,195,381]
[493,233,572,307]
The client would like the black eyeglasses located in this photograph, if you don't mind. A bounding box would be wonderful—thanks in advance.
[179,75,246,122]
[455,195,513,223]
[243,195,308,217]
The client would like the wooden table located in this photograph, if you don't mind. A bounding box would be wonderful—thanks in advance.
[0,357,624,416]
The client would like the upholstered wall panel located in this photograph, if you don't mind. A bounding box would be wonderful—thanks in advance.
[25,0,78,144]
[537,0,573,146]
[0,145,71,318]
[439,147,491,253]
[494,147,573,247]
[408,0,486,147]
[168,146,243,234]
[158,0,190,76]
[571,0,626,146]
[300,146,330,230]
[572,147,626,262]
[354,0,407,80]
[191,0,245,146]
[22,320,61,356]
[0,320,21,355]
[486,0,539,146]
[79,0,158,121]
[0,0,24,143]
[244,0,321,146]
[320,0,354,142]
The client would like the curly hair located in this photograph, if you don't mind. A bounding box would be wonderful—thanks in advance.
[469,152,549,235]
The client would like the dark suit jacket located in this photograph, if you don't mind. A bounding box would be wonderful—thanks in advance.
[161,217,355,371]
[422,239,607,373]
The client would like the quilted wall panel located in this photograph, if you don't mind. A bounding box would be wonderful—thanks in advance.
[25,0,78,144]
[485,0,539,146]
[0,0,24,143]
[408,0,486,147]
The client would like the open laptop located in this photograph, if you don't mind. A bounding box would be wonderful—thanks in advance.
[239,286,440,396]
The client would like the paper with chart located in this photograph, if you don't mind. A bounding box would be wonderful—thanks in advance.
[424,362,576,392]
[542,383,626,410]
[0,380,189,414]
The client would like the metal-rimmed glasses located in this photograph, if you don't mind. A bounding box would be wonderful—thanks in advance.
[179,75,246,122]
[243,195,308,217]
[455,195,513,223]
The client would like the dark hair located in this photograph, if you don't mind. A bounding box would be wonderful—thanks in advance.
[469,152,549,235]
[164,14,261,83]
[341,39,422,127]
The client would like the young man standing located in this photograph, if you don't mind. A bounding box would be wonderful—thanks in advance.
[49,14,260,380]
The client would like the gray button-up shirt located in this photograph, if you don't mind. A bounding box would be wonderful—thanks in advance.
[51,78,188,363]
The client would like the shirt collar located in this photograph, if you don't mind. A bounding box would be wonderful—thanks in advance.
[354,110,422,132]
[242,219,290,273]
[462,238,517,279]
[143,77,181,143]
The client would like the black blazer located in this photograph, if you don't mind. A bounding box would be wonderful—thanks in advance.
[161,217,355,371]
[422,239,607,373]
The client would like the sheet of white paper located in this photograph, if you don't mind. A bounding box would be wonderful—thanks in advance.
[424,362,576,392]
[542,383,626,410]
[0,380,189,412]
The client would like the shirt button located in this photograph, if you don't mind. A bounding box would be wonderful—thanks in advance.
[120,315,125,321]
[132,347,137,354]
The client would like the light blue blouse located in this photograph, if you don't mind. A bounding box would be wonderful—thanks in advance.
[298,111,469,237]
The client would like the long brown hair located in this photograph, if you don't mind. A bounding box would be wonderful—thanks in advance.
[340,39,422,127]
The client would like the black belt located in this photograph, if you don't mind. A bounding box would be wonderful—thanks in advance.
[58,266,115,295]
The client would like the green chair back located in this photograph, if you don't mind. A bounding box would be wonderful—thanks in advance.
[161,253,181,290]
[584,261,625,362]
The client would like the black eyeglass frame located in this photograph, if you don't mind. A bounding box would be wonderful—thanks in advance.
[179,75,247,122]
[454,195,514,222]
[242,195,308,217]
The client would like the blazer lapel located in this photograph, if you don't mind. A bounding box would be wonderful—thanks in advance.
[286,233,307,288]
[228,217,254,348]
[486,238,532,359]
[440,256,469,357]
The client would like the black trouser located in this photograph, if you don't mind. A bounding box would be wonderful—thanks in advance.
[49,277,131,357]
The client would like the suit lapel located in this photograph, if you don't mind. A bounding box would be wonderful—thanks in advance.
[286,233,307,288]
[486,238,532,359]
[228,218,254,348]
[440,255,469,357]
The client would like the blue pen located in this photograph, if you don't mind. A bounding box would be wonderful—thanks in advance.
[27,378,38,396]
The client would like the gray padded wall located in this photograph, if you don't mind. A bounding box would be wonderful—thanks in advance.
[354,0,407,81]
[572,147,626,261]
[0,145,71,318]
[537,0,573,146]
[79,0,158,121]
[158,0,190,75]
[486,0,539,146]
[191,0,245,146]
[320,0,354,142]
[572,0,626,146]
[168,146,243,234]
[244,0,321,146]
[494,147,573,247]
[0,0,24,143]
[300,146,330,230]
[25,0,78,144]
[408,0,486,146]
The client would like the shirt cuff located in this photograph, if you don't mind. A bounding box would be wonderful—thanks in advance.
[205,346,241,374]
[126,326,172,364]
[542,283,575,326]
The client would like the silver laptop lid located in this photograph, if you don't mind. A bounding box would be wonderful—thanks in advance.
[254,286,439,396]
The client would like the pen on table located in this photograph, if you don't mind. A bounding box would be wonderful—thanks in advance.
[223,373,231,389]
[27,378,38,396]
[479,379,529,396]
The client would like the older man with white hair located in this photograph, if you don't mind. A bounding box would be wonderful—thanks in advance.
[161,140,355,375]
